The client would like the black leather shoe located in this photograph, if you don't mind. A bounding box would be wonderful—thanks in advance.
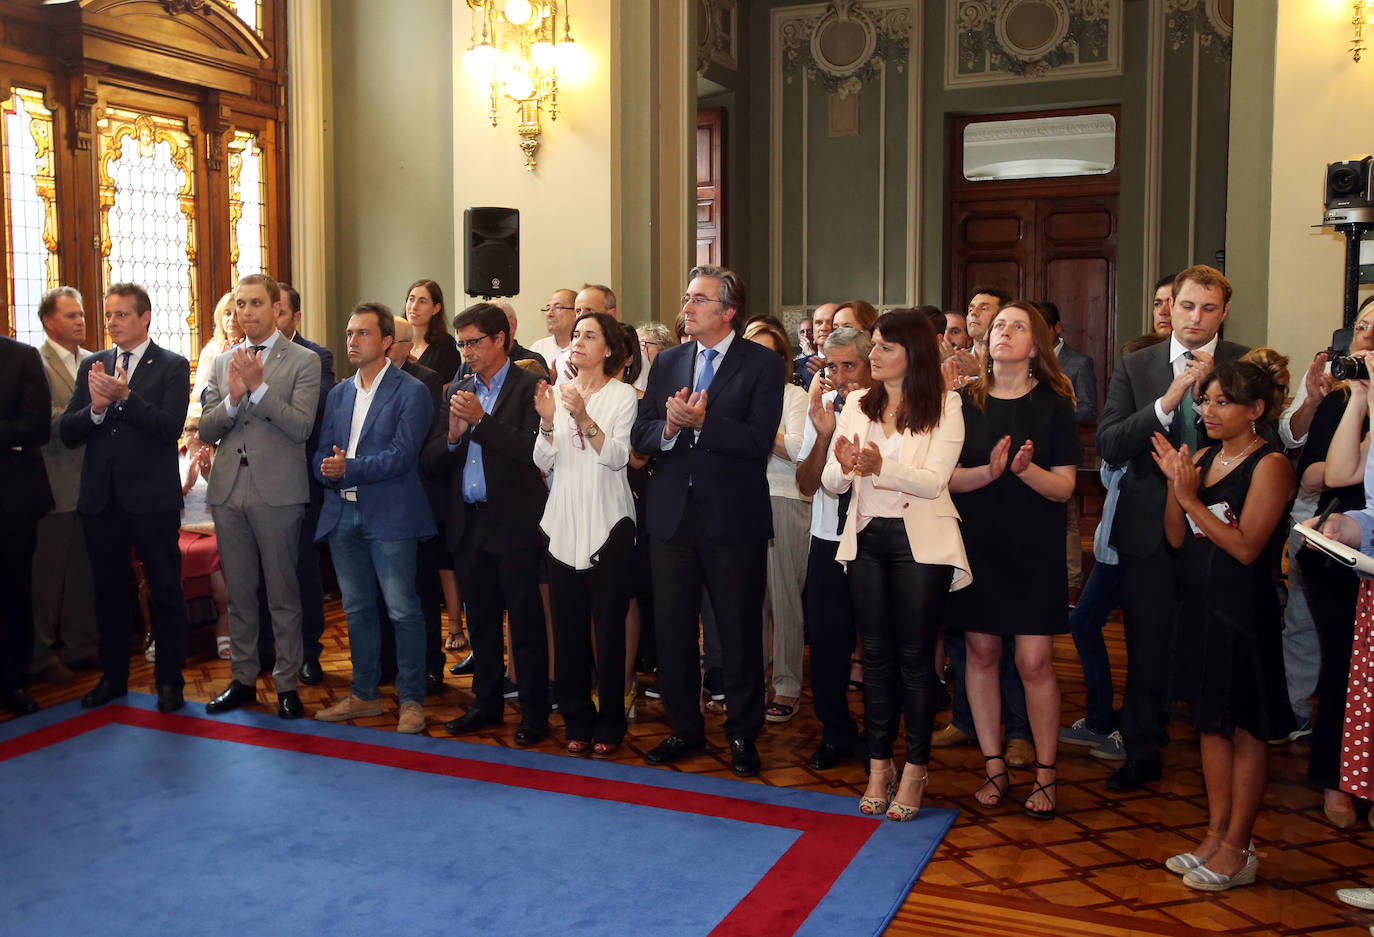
[298,658,324,686]
[425,671,445,696]
[448,653,475,676]
[277,691,304,719]
[444,709,502,735]
[514,721,548,746]
[1,688,40,716]
[155,684,184,713]
[1105,757,1162,793]
[808,741,859,771]
[729,737,761,777]
[205,680,256,715]
[644,735,706,766]
[80,679,127,709]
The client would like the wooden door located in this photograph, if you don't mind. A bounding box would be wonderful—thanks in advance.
[696,106,725,266]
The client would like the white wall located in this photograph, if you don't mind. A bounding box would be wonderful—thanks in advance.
[1263,0,1374,364]
[450,0,613,346]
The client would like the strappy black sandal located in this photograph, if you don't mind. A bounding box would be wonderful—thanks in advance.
[1024,761,1057,820]
[975,753,1010,808]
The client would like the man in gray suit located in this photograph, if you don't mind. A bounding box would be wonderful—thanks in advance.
[31,287,98,685]
[200,274,320,719]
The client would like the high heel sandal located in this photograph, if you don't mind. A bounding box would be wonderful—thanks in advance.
[1165,828,1223,874]
[859,763,896,816]
[1024,761,1057,820]
[974,753,1010,808]
[886,765,929,822]
[1182,839,1260,892]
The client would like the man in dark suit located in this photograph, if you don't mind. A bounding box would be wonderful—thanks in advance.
[269,283,333,684]
[1097,265,1248,792]
[62,282,191,713]
[0,335,54,715]
[630,264,784,777]
[1040,300,1098,424]
[378,314,448,692]
[200,274,321,720]
[423,302,549,743]
[312,303,435,734]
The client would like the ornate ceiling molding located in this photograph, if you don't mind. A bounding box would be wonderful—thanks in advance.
[696,0,738,76]
[780,0,912,97]
[1164,0,1233,63]
[946,0,1122,89]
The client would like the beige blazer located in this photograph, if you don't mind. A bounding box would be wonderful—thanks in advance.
[821,388,971,591]
[40,340,91,513]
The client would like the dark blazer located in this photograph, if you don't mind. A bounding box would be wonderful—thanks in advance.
[1097,338,1248,556]
[313,364,436,543]
[0,337,54,519]
[1057,342,1098,424]
[417,333,462,385]
[421,360,546,553]
[61,342,190,515]
[450,341,551,385]
[292,331,334,490]
[630,335,784,544]
[402,359,448,522]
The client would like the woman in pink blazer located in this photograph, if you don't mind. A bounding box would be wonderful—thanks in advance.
[823,309,970,822]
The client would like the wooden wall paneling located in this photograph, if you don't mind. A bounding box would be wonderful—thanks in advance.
[696,106,726,267]
[949,198,1036,308]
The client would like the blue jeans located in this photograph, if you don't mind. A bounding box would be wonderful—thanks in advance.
[1282,532,1319,723]
[947,630,1030,743]
[328,501,425,704]
[1068,560,1121,733]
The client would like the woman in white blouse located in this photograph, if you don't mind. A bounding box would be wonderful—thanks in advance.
[743,319,811,723]
[191,292,241,401]
[534,311,640,757]
[822,309,970,822]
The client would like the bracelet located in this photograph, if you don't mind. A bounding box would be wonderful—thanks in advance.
[539,424,554,437]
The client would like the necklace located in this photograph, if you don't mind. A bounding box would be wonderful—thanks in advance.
[1215,437,1260,467]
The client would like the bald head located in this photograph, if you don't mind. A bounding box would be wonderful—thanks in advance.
[388,314,415,366]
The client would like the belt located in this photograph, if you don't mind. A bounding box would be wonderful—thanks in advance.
[465,500,489,511]
[340,490,358,502]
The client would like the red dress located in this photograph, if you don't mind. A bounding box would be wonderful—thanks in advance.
[1340,580,1374,798]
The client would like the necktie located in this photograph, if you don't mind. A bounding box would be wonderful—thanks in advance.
[1179,352,1198,450]
[251,344,266,357]
[119,350,131,374]
[695,348,718,393]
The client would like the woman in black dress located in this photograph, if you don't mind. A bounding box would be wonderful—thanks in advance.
[948,301,1081,819]
[406,278,461,381]
[1152,361,1294,891]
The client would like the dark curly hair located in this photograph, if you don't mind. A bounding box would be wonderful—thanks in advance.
[1198,361,1284,429]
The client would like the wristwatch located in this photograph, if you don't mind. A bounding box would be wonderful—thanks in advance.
[584,422,600,439]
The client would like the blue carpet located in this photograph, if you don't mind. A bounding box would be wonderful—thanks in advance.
[0,695,954,937]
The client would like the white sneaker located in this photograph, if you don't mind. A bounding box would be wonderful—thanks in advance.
[1089,730,1126,761]
[1338,887,1374,910]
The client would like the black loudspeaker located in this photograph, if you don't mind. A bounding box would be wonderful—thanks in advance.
[464,207,519,297]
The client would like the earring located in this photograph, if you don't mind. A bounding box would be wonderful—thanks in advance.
[1028,363,1035,380]
[1251,419,1257,434]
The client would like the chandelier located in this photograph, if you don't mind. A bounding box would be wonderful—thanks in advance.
[462,0,577,171]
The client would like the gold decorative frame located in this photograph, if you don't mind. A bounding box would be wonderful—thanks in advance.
[0,87,61,298]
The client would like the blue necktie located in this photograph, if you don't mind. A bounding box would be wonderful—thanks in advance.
[119,350,131,374]
[695,348,718,393]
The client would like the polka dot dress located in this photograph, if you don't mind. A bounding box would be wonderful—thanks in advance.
[1340,580,1374,799]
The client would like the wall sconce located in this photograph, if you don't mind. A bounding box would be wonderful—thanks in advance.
[462,0,577,171]
[1355,0,1368,62]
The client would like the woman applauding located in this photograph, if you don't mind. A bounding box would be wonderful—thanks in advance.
[948,301,1081,820]
[1152,361,1294,891]
[533,312,639,758]
[822,309,970,821]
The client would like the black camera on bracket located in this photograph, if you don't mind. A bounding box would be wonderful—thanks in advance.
[1324,156,1374,224]
[1331,355,1371,381]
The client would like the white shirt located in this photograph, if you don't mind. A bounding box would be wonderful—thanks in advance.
[766,383,810,501]
[661,329,737,449]
[44,336,77,381]
[90,337,151,424]
[1153,332,1220,429]
[853,421,907,529]
[223,330,279,417]
[529,334,568,370]
[533,379,638,569]
[799,389,843,541]
[344,360,391,494]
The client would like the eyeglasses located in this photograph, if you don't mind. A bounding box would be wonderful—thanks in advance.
[456,334,495,350]
[1356,322,1374,334]
[639,339,659,349]
[540,304,574,313]
[568,414,585,451]
[681,294,724,308]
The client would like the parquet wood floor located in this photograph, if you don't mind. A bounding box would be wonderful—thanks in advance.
[10,608,1374,937]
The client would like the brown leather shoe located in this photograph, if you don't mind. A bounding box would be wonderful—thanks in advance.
[1006,738,1036,768]
[930,723,970,748]
[396,700,425,734]
[315,694,384,723]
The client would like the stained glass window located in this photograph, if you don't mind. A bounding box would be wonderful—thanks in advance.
[228,130,267,281]
[97,108,200,365]
[228,0,263,38]
[1,87,59,346]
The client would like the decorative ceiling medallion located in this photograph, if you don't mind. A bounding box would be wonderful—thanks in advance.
[781,0,913,96]
[947,0,1121,88]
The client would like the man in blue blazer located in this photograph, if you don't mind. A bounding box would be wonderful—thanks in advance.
[630,265,784,776]
[61,283,190,713]
[312,302,435,734]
